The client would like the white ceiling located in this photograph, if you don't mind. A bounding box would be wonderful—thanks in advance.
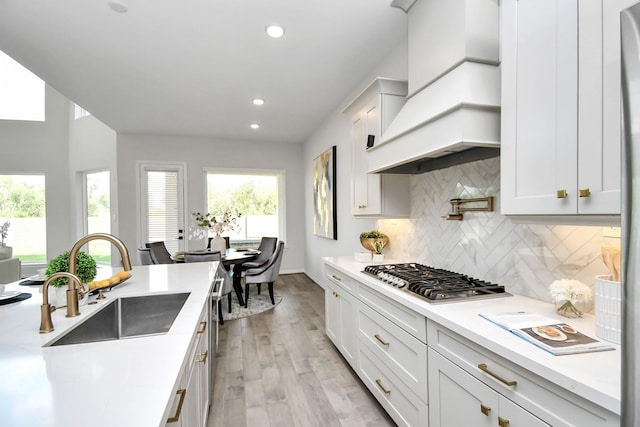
[0,0,407,143]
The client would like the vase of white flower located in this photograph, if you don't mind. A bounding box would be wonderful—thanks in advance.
[192,210,241,251]
[548,279,593,318]
[0,221,12,260]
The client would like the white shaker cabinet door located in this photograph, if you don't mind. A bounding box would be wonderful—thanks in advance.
[501,0,579,215]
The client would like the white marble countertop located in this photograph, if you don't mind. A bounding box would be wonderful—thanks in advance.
[0,262,218,427]
[324,256,621,415]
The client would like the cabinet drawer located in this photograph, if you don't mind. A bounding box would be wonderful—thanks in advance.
[325,265,357,294]
[427,321,619,427]
[358,302,427,401]
[358,348,428,427]
[358,285,426,343]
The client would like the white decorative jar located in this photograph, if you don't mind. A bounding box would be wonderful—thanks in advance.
[209,235,227,253]
[0,246,12,260]
[594,275,622,344]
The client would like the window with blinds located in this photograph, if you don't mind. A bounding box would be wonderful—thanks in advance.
[142,167,184,254]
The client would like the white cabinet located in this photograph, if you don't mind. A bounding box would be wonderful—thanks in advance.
[501,0,621,216]
[166,302,210,427]
[343,78,410,217]
[324,265,357,367]
[429,348,548,427]
[427,320,619,427]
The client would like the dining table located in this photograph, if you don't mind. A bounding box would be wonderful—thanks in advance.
[172,248,259,306]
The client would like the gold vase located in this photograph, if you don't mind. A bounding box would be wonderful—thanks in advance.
[360,237,389,262]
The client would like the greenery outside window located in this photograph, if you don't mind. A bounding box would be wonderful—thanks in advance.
[84,171,111,264]
[0,175,47,262]
[205,171,284,246]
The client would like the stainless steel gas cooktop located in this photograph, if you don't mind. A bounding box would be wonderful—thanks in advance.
[363,263,511,303]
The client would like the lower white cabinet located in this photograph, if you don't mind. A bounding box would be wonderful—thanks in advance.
[429,348,548,427]
[324,266,357,367]
[165,302,211,427]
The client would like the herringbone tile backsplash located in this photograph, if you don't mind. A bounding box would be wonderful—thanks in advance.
[379,157,621,306]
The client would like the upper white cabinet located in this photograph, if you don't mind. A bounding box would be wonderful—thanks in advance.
[501,0,622,216]
[343,78,410,217]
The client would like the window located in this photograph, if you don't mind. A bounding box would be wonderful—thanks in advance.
[139,163,185,254]
[0,50,45,121]
[206,171,284,245]
[0,175,47,262]
[84,171,110,264]
[74,104,91,119]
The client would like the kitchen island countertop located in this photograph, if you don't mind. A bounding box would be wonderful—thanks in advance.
[324,256,621,416]
[0,262,217,427]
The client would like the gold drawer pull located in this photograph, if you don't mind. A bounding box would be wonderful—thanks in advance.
[374,334,390,347]
[480,404,491,416]
[579,188,591,197]
[198,350,208,364]
[331,274,342,281]
[333,291,339,298]
[375,379,391,395]
[498,416,510,427]
[166,388,186,423]
[557,189,568,199]
[197,321,207,334]
[478,363,517,387]
[358,204,367,209]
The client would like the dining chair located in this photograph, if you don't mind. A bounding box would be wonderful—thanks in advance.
[145,241,174,264]
[137,247,153,265]
[184,251,233,324]
[239,236,277,270]
[243,241,285,308]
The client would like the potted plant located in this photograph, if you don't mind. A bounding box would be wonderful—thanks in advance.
[45,251,97,306]
[192,209,241,251]
[0,221,11,260]
[359,230,388,263]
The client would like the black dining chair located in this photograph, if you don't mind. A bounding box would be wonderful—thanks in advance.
[244,241,285,307]
[145,241,174,264]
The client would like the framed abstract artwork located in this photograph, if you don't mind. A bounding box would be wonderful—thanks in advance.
[313,145,337,240]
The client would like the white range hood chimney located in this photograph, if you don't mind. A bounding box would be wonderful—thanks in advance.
[369,0,501,174]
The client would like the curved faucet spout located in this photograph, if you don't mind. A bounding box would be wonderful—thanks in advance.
[69,233,132,275]
[40,271,83,333]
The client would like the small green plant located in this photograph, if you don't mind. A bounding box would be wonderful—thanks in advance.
[359,230,387,239]
[45,251,97,288]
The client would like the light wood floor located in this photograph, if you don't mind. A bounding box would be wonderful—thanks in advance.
[208,273,396,427]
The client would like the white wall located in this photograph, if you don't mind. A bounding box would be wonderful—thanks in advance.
[116,133,305,273]
[303,38,409,286]
[0,85,74,260]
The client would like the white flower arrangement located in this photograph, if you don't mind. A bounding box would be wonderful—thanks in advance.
[548,279,593,304]
[0,221,9,247]
[190,210,241,239]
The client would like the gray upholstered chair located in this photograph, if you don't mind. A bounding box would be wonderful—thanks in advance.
[137,247,153,265]
[146,241,174,264]
[243,241,284,308]
[240,237,277,269]
[184,251,233,324]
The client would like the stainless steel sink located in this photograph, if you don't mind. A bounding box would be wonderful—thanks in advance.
[46,292,191,347]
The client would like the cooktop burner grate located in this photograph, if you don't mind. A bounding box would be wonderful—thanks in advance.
[363,263,510,302]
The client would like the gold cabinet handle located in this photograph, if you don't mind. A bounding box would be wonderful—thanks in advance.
[556,189,568,199]
[579,188,591,197]
[375,379,391,395]
[498,416,510,427]
[331,274,342,281]
[332,291,339,298]
[480,404,491,416]
[478,363,517,387]
[374,334,390,347]
[358,205,367,209]
[197,321,207,334]
[166,388,187,423]
[198,350,208,364]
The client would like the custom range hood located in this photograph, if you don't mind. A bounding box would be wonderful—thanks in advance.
[369,0,501,174]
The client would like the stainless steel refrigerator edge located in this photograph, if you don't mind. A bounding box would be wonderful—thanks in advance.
[621,3,640,425]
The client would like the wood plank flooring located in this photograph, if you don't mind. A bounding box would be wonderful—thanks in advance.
[208,273,396,427]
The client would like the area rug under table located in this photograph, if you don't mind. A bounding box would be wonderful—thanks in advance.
[221,287,282,321]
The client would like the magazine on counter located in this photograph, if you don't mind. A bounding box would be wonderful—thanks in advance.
[479,312,615,356]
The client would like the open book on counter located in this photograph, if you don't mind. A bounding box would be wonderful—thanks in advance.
[479,312,615,356]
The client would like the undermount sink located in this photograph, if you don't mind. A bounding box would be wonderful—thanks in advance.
[46,292,191,347]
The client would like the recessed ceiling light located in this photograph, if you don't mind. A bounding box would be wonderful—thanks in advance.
[108,1,129,13]
[266,25,285,38]
[252,98,265,106]
[250,123,260,129]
